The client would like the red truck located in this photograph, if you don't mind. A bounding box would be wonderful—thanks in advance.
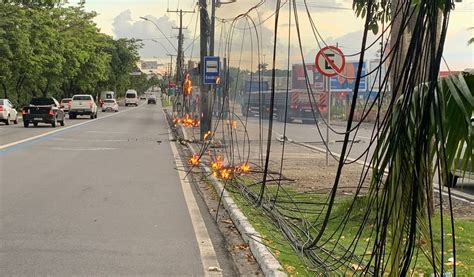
[240,64,325,123]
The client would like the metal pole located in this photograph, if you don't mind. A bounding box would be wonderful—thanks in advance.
[326,76,331,166]
[223,57,227,119]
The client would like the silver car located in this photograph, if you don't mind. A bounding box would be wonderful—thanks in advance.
[0,99,19,125]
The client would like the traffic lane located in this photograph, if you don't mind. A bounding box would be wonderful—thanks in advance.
[243,117,474,200]
[244,116,375,160]
[0,104,137,148]
[0,104,204,275]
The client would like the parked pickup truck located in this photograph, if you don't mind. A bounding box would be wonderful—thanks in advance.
[22,97,65,128]
[69,94,98,119]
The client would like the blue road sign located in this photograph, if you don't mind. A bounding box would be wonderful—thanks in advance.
[204,56,220,85]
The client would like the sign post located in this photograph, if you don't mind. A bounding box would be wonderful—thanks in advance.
[315,46,345,166]
[203,56,220,85]
[202,56,220,134]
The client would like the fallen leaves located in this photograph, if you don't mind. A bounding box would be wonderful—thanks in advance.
[285,265,296,274]
[234,243,249,251]
[208,266,223,272]
[221,219,233,225]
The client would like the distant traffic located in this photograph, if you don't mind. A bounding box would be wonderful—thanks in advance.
[0,89,158,128]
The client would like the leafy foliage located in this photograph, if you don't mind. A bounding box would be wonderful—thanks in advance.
[369,72,473,273]
[352,0,455,35]
[0,3,156,107]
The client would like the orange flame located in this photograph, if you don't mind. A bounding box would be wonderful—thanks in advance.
[174,114,199,127]
[203,131,212,140]
[188,154,200,166]
[236,163,250,173]
[210,156,224,171]
[219,168,233,180]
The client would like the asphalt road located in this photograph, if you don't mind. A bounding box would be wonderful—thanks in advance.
[245,116,376,161]
[244,116,474,199]
[0,101,234,275]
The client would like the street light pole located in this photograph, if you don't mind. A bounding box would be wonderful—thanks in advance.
[139,17,177,52]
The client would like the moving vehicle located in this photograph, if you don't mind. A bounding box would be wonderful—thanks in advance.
[22,97,65,128]
[69,94,98,119]
[140,94,147,100]
[147,95,157,104]
[102,99,119,112]
[99,91,115,109]
[100,91,115,101]
[0,99,19,125]
[60,98,72,113]
[125,89,139,106]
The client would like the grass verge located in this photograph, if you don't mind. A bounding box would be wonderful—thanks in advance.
[161,96,171,107]
[223,178,474,276]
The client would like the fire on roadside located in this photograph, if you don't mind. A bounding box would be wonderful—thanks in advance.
[236,163,251,173]
[203,130,212,140]
[188,154,200,166]
[173,114,199,127]
[210,156,224,171]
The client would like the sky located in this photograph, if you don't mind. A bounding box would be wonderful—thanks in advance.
[80,0,474,71]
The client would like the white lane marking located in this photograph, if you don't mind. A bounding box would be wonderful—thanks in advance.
[164,112,222,276]
[0,104,144,151]
[52,138,128,142]
[49,147,117,151]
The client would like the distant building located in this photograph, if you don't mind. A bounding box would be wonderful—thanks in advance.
[138,59,167,75]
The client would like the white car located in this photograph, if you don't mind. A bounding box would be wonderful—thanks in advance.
[125,89,139,106]
[69,94,98,119]
[102,99,119,112]
[0,99,19,125]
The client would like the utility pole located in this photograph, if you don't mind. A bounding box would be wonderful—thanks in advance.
[167,9,194,83]
[209,0,216,56]
[168,9,194,116]
[166,54,175,83]
[167,53,176,114]
[199,0,210,140]
[210,0,218,116]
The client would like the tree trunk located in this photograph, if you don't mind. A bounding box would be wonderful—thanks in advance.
[1,81,7,99]
[42,79,51,97]
[390,0,441,217]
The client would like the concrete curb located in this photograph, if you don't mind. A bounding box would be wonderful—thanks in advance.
[165,110,286,277]
[203,167,287,277]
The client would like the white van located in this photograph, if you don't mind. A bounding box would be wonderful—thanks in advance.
[125,90,139,106]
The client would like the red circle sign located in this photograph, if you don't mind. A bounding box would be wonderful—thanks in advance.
[315,46,345,77]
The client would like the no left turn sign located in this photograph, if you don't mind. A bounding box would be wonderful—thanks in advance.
[315,46,345,77]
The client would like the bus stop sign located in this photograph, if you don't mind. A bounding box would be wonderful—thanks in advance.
[203,56,220,85]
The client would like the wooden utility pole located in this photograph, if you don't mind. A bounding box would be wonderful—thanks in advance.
[199,0,211,140]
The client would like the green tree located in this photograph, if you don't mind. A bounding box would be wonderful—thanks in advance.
[0,2,142,106]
